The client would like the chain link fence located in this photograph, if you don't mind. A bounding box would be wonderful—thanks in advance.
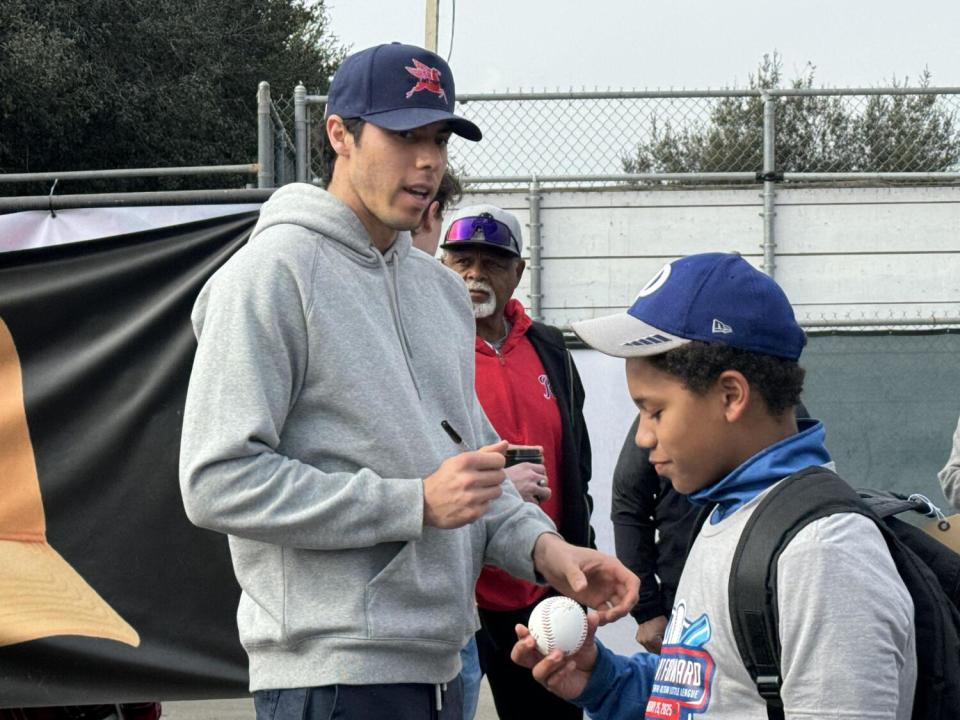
[257,84,960,332]
[772,91,960,174]
[462,89,960,180]
[268,94,297,187]
[265,86,960,186]
[452,92,763,181]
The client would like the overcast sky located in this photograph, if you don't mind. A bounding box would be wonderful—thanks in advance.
[326,0,959,92]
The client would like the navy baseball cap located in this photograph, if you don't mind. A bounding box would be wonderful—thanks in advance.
[571,253,806,360]
[326,43,481,141]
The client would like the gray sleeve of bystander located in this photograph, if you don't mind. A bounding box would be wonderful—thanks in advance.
[938,414,960,511]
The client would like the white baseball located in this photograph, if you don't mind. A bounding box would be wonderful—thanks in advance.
[528,596,588,656]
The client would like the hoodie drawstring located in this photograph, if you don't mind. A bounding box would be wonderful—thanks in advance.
[375,247,421,399]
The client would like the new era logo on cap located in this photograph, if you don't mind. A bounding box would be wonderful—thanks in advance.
[571,253,806,360]
[712,318,734,335]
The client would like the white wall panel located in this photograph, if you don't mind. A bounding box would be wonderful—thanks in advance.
[774,253,957,305]
[775,189,960,255]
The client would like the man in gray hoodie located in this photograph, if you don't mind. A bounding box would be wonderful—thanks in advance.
[179,43,639,720]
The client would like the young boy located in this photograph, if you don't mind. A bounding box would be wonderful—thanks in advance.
[512,252,917,719]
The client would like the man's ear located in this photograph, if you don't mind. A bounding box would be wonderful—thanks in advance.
[515,259,526,283]
[717,370,750,422]
[326,115,351,158]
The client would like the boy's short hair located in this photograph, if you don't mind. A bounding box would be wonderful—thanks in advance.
[647,341,805,415]
[571,252,807,414]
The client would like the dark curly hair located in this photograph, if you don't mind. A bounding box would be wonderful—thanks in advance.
[645,341,805,416]
[432,169,463,219]
[319,117,366,187]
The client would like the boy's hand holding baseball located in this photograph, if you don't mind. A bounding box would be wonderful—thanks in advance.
[511,612,600,700]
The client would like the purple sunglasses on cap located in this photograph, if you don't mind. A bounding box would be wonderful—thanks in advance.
[444,214,516,249]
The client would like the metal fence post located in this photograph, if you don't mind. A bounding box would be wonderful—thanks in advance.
[527,175,543,321]
[294,83,308,184]
[305,102,314,183]
[257,82,275,189]
[761,92,777,277]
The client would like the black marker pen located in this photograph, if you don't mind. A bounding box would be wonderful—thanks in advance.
[440,420,472,452]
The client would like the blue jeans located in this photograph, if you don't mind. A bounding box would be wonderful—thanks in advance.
[459,636,483,720]
[254,679,464,720]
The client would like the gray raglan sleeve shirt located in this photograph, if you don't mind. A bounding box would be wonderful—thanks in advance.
[776,513,916,719]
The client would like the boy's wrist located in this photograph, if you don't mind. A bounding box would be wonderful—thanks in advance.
[573,640,615,707]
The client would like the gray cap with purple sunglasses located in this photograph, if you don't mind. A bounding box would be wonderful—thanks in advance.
[440,204,523,257]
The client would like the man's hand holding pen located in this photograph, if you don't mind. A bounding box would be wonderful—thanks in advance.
[423,439,510,528]
[429,421,640,626]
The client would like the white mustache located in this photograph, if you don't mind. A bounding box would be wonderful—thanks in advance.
[466,280,494,295]
[466,279,497,318]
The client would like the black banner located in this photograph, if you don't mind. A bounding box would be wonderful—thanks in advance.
[0,213,258,707]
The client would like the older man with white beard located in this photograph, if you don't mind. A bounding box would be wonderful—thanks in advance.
[440,205,595,720]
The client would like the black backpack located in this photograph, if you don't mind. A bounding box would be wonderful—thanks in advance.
[691,466,960,720]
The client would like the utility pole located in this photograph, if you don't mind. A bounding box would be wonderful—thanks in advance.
[425,0,439,52]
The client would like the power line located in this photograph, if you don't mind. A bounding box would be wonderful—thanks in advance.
[446,0,457,62]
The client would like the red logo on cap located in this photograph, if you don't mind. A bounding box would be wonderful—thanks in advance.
[405,59,447,102]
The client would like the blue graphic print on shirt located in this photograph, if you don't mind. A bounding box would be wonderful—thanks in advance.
[645,601,715,719]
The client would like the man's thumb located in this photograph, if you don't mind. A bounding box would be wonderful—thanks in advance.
[478,440,509,455]
[567,566,587,593]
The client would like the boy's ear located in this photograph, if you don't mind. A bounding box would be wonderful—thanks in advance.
[717,370,750,422]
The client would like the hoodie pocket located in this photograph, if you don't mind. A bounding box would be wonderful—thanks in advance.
[364,536,469,644]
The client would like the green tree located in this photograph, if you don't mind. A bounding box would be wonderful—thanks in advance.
[0,0,345,192]
[622,53,960,175]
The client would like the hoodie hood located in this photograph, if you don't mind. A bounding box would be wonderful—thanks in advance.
[248,182,421,395]
[252,183,412,267]
[690,418,832,523]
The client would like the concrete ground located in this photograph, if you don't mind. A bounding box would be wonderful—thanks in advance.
[161,678,499,719]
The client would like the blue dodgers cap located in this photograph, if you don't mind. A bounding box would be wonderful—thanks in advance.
[571,253,807,360]
[326,42,481,141]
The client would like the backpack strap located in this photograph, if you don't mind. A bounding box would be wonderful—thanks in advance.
[728,466,868,720]
[857,489,930,519]
[850,489,960,604]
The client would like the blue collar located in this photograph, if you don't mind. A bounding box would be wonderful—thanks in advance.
[689,419,831,523]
